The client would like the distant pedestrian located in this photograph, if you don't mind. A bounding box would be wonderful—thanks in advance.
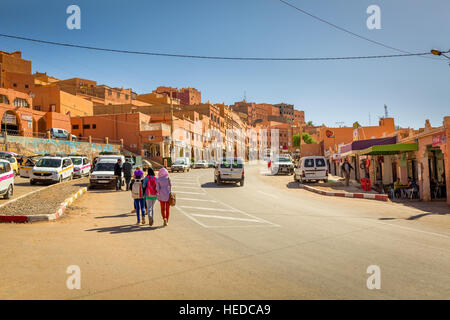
[122,158,133,191]
[341,158,353,186]
[143,167,157,226]
[156,167,172,227]
[114,159,122,191]
[130,167,145,225]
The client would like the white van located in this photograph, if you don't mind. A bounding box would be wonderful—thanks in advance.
[89,158,124,189]
[294,156,328,183]
[0,159,14,199]
[214,157,245,186]
[30,156,74,185]
[70,156,91,178]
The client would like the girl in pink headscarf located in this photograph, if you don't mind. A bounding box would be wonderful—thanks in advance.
[156,168,171,226]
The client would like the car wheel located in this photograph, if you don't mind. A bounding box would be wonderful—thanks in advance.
[240,179,244,187]
[30,179,36,185]
[4,185,13,199]
[59,175,62,183]
[323,179,328,183]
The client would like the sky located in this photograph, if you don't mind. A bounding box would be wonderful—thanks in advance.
[0,0,449,129]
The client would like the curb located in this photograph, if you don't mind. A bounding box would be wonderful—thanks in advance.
[0,187,87,223]
[300,184,389,201]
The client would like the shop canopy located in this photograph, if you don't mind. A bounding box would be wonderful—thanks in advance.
[356,143,418,155]
[339,136,397,157]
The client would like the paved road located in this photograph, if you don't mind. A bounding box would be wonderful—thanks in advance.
[0,165,449,299]
[0,176,46,205]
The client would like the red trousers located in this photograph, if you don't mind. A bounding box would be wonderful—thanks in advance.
[160,201,170,221]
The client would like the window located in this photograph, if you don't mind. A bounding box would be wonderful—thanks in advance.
[0,94,10,104]
[304,159,315,168]
[72,124,79,130]
[125,94,129,100]
[13,98,29,108]
[50,104,56,112]
[83,124,91,129]
[0,162,5,174]
[117,92,120,99]
[13,83,17,87]
[25,84,29,88]
[315,158,326,167]
[92,124,96,129]
[108,90,112,96]
[34,105,41,111]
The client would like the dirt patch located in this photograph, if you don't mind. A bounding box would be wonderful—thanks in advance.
[0,178,88,216]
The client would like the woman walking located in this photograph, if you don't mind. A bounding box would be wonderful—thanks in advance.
[130,167,146,225]
[143,167,157,226]
[156,167,172,226]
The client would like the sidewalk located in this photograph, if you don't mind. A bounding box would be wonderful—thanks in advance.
[300,174,388,201]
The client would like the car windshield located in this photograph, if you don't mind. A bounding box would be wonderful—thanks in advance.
[94,162,115,172]
[221,159,243,168]
[0,156,14,163]
[174,160,186,165]
[71,158,82,165]
[35,158,61,168]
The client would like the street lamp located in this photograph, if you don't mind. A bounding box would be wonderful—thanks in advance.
[431,49,450,65]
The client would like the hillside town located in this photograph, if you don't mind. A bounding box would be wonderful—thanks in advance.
[0,50,448,205]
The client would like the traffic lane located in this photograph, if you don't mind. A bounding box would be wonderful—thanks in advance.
[193,166,450,299]
[0,176,47,204]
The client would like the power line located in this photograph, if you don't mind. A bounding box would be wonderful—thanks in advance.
[0,33,434,61]
[278,0,443,61]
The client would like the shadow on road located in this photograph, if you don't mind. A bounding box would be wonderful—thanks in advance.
[201,182,240,188]
[85,224,164,234]
[378,200,450,221]
[286,181,301,189]
[95,213,135,219]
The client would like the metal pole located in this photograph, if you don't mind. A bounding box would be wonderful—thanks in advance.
[170,91,174,160]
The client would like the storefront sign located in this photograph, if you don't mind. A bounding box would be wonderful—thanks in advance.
[2,113,16,125]
[21,114,33,121]
[432,132,446,147]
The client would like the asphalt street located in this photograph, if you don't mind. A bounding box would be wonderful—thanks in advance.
[0,165,449,299]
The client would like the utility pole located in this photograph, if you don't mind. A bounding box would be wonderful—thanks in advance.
[170,90,174,159]
[384,104,389,118]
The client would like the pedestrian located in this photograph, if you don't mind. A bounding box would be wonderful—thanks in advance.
[143,167,157,226]
[114,159,123,191]
[156,167,172,227]
[341,158,353,186]
[130,167,146,225]
[122,158,132,191]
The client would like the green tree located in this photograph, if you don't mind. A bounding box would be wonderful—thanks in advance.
[306,121,314,127]
[302,132,317,144]
[293,133,301,147]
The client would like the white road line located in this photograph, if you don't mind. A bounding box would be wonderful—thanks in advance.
[177,198,217,202]
[173,191,205,195]
[376,221,450,239]
[180,205,236,212]
[191,214,263,223]
[174,205,210,228]
[257,190,279,199]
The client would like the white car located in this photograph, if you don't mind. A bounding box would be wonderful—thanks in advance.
[270,156,294,175]
[294,156,328,183]
[89,159,124,189]
[0,159,14,199]
[214,158,244,187]
[194,160,208,169]
[70,156,91,178]
[30,156,74,185]
[171,157,191,172]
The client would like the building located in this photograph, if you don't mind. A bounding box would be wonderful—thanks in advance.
[274,103,294,123]
[154,86,201,106]
[0,51,34,94]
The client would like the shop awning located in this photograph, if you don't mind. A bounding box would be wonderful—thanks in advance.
[356,143,418,155]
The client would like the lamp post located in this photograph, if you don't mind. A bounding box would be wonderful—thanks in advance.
[431,49,450,65]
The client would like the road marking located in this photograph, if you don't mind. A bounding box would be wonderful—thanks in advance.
[180,205,236,212]
[173,191,205,195]
[175,205,210,228]
[191,214,263,223]
[376,221,450,239]
[257,190,279,199]
[177,198,217,202]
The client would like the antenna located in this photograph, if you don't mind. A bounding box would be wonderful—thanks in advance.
[384,104,389,118]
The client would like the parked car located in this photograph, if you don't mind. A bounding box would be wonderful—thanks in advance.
[0,159,14,199]
[49,128,77,141]
[208,160,217,168]
[0,152,18,175]
[70,155,91,178]
[214,157,244,186]
[171,157,191,172]
[194,160,208,169]
[270,155,294,175]
[18,156,40,178]
[89,158,124,189]
[294,156,328,183]
[30,156,74,185]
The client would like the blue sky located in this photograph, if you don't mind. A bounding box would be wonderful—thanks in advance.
[1,0,449,129]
